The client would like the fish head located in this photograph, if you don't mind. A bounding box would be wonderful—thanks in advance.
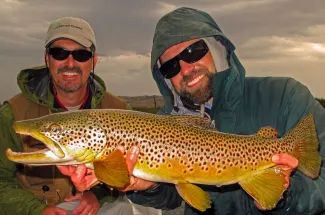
[6,110,108,166]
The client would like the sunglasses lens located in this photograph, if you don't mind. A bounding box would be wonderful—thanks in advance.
[72,50,93,62]
[159,40,208,79]
[181,41,208,64]
[48,48,70,60]
[160,60,180,79]
[48,48,93,62]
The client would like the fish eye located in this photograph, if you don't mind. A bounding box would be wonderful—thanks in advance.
[49,124,61,133]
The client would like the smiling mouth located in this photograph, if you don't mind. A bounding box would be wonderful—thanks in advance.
[187,74,204,87]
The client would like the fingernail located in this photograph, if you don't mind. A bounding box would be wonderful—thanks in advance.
[129,147,139,161]
[272,154,279,162]
[131,146,139,155]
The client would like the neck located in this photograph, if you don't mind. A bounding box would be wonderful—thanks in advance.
[55,85,88,107]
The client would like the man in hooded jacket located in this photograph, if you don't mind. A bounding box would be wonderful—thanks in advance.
[127,7,325,215]
[58,7,325,215]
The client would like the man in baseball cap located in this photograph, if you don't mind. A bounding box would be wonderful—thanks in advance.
[0,16,162,215]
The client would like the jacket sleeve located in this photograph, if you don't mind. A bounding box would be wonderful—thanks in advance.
[0,103,46,215]
[271,79,325,214]
[126,183,182,210]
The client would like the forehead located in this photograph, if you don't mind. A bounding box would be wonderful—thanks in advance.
[161,38,201,61]
[50,39,88,50]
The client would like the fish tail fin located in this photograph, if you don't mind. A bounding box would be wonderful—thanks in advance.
[283,114,321,179]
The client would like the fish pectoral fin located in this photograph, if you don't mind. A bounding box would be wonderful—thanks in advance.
[239,166,286,210]
[175,183,211,212]
[255,126,278,138]
[93,149,129,188]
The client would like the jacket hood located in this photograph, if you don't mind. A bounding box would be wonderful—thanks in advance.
[17,65,107,110]
[151,7,246,128]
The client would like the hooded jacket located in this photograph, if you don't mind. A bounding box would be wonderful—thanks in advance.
[0,66,128,214]
[127,7,325,215]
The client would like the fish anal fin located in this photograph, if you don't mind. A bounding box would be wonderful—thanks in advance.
[255,127,278,138]
[175,183,211,212]
[93,149,129,188]
[239,166,286,210]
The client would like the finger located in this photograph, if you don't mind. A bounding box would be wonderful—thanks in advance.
[64,193,82,202]
[116,145,126,154]
[54,207,69,215]
[56,165,75,176]
[79,205,94,215]
[71,165,87,184]
[71,198,88,215]
[118,175,135,192]
[272,153,299,168]
[125,146,139,174]
[254,200,264,210]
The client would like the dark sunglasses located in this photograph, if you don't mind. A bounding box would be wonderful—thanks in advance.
[47,47,93,62]
[159,40,209,79]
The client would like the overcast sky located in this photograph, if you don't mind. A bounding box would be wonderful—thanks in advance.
[0,0,324,102]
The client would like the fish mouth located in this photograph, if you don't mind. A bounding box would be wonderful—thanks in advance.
[6,148,74,165]
[6,120,73,165]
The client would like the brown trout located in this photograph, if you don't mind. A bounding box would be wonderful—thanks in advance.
[6,110,321,211]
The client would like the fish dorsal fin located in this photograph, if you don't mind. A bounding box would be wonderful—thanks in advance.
[255,126,278,138]
[168,115,216,131]
[93,149,129,188]
[175,183,211,212]
[239,166,286,210]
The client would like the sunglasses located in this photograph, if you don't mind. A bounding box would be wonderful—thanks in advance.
[47,47,93,62]
[159,40,209,79]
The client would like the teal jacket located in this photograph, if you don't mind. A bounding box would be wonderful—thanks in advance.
[127,7,325,215]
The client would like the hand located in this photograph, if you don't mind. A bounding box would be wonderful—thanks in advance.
[64,191,100,215]
[57,165,99,192]
[42,206,69,215]
[117,145,158,192]
[57,146,157,192]
[254,153,299,210]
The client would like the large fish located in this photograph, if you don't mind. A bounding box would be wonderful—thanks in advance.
[6,110,321,212]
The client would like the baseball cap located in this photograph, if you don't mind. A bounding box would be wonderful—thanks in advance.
[45,17,96,50]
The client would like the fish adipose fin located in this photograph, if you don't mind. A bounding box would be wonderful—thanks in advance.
[93,149,129,188]
[255,127,278,138]
[175,183,211,212]
[239,166,286,210]
[168,115,216,130]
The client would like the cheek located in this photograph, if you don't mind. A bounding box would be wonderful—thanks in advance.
[170,75,182,88]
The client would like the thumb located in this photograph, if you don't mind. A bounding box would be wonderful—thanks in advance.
[64,193,82,202]
[55,207,69,215]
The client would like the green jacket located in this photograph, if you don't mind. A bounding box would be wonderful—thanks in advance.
[0,66,127,214]
[127,7,325,215]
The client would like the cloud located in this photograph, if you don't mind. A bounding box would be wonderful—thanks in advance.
[0,0,325,102]
[95,53,160,96]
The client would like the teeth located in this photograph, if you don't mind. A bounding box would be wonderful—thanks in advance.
[187,75,204,86]
[62,72,78,76]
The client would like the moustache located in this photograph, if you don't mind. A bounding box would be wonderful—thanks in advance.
[57,66,82,75]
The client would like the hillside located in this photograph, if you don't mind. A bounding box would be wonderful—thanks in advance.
[118,95,164,108]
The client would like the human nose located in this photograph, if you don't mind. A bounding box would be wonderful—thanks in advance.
[65,53,76,67]
[179,60,195,76]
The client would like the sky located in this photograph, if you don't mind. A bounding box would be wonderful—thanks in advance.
[0,0,324,102]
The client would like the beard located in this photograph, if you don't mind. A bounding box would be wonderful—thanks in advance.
[175,68,213,104]
[56,66,83,93]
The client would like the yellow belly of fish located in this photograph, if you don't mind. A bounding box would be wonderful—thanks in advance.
[132,157,275,186]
